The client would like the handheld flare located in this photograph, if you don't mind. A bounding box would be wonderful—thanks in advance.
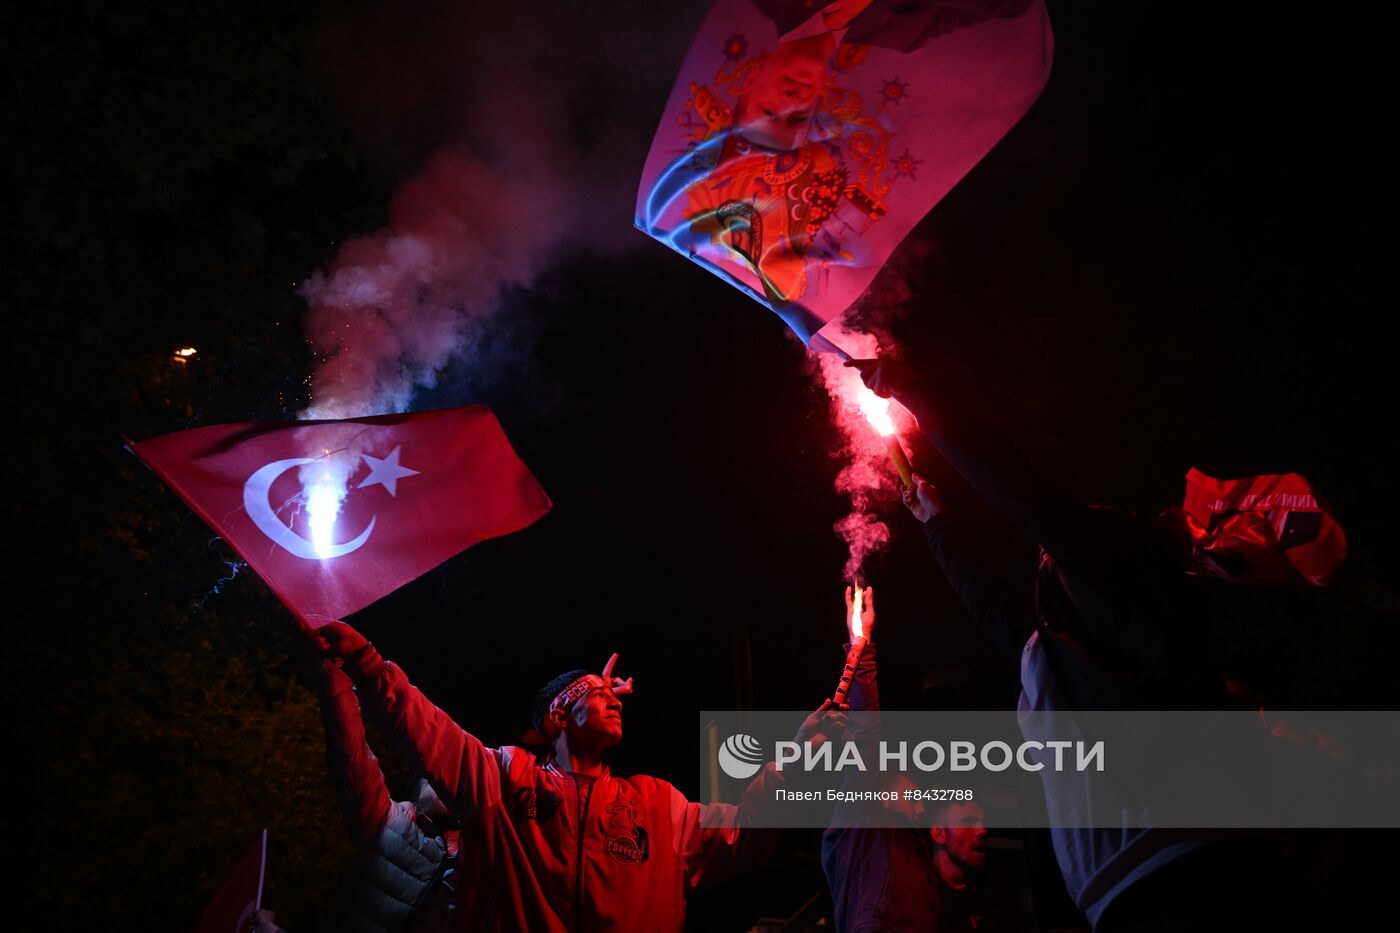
[855,387,914,489]
[299,447,354,560]
[833,585,869,707]
[883,435,914,489]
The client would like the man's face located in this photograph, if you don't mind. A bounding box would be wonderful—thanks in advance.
[931,802,988,870]
[563,683,623,748]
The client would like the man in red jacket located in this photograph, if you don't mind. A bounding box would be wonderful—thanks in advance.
[316,621,838,932]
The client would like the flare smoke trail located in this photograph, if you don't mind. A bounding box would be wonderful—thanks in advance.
[810,324,907,583]
[298,147,573,420]
[289,2,695,512]
[292,142,582,524]
[809,242,928,581]
[296,2,693,423]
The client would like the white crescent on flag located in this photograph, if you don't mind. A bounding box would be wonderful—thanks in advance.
[242,457,376,560]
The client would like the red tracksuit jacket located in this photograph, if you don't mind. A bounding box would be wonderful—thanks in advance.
[356,660,782,932]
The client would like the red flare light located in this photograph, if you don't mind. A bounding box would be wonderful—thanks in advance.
[855,387,914,488]
[855,387,896,437]
[834,584,870,707]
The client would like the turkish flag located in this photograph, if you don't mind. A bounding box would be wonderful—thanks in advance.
[195,829,265,933]
[129,406,551,625]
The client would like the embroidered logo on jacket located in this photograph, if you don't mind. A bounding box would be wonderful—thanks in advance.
[515,787,561,822]
[603,797,649,865]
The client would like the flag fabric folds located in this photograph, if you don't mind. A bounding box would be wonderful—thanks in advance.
[636,0,1053,349]
[129,406,552,625]
[195,829,266,933]
[1165,468,1347,588]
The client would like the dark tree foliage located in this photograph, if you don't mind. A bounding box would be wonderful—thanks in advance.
[6,2,388,928]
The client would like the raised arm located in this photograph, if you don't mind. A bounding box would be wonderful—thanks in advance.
[877,367,1205,682]
[314,658,393,845]
[671,702,843,889]
[317,621,503,821]
[829,598,885,806]
[840,585,881,752]
[848,359,1144,574]
[906,475,1038,667]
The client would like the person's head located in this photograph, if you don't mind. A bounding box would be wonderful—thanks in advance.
[735,34,835,150]
[929,800,988,879]
[411,776,456,837]
[532,668,624,760]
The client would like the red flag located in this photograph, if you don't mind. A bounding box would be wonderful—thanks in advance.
[1164,468,1346,588]
[196,829,266,933]
[129,406,551,625]
[636,0,1053,349]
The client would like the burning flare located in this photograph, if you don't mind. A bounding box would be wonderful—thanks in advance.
[298,448,356,560]
[855,388,896,437]
[807,326,897,583]
[849,584,866,639]
[833,584,871,707]
[306,472,347,559]
[855,386,914,488]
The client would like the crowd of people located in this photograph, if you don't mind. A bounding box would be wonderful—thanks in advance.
[247,355,1381,932]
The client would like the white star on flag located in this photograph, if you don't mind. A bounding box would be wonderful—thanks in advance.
[357,446,419,497]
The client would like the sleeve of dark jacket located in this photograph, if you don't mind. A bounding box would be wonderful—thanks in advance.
[897,377,1145,577]
[899,377,1198,677]
[922,511,1037,669]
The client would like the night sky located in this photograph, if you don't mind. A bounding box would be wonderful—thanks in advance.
[10,1,1397,929]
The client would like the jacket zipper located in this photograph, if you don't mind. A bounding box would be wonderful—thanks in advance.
[573,774,596,932]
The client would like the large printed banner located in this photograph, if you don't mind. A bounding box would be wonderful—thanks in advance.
[637,0,1053,347]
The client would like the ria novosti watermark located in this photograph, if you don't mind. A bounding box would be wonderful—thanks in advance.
[698,709,1400,829]
[723,736,1104,778]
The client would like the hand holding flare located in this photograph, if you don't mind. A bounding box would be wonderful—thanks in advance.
[833,585,875,707]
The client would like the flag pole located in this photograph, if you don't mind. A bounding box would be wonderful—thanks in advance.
[256,827,268,910]
[809,331,856,361]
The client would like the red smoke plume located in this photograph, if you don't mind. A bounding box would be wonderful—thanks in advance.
[297,1,691,419]
[808,324,914,582]
[299,148,572,418]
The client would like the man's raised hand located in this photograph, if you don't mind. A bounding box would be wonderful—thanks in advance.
[313,620,385,679]
[601,652,634,697]
[843,585,876,643]
[843,357,916,400]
